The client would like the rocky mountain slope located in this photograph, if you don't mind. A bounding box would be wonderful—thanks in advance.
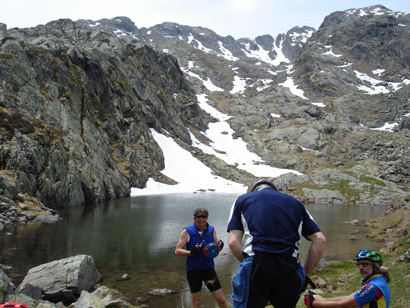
[1,5,409,222]
[0,19,210,210]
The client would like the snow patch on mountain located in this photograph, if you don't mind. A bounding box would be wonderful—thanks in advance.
[324,46,342,57]
[279,65,308,99]
[354,70,410,94]
[230,76,248,94]
[242,39,290,66]
[218,42,239,61]
[131,93,301,196]
[289,29,314,45]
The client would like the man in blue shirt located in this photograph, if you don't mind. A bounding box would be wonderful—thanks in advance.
[304,249,391,308]
[175,208,228,308]
[227,179,326,308]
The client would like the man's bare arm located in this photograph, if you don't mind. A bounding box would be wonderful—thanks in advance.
[311,293,360,308]
[175,229,191,257]
[228,230,244,262]
[304,231,326,277]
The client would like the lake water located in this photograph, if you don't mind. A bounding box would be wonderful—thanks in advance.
[0,193,386,307]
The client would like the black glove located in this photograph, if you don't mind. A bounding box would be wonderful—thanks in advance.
[218,240,224,251]
[304,290,315,308]
[190,245,200,256]
[302,276,317,292]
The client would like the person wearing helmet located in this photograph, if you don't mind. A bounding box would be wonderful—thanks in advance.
[227,179,326,308]
[304,249,391,308]
[175,208,228,308]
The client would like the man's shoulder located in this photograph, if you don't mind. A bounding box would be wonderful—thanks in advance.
[237,189,292,200]
[370,274,390,287]
[185,224,196,232]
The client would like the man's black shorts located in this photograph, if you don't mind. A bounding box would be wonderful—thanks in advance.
[187,268,222,293]
[231,254,304,308]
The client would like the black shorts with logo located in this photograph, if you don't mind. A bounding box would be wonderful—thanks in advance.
[187,268,222,293]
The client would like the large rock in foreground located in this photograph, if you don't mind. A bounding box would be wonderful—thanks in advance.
[0,269,13,304]
[17,255,102,304]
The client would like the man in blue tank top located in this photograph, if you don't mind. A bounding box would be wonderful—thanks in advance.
[175,208,228,308]
[304,249,391,308]
[227,179,327,308]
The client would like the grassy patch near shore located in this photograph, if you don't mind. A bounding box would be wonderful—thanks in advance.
[293,254,410,308]
[300,207,410,308]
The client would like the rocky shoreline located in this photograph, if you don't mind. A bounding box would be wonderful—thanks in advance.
[0,255,178,308]
[0,172,59,230]
[2,167,409,232]
[0,255,129,307]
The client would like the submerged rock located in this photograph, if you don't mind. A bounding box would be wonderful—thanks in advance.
[148,288,177,297]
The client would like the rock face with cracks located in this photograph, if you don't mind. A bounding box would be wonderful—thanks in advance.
[0,19,208,210]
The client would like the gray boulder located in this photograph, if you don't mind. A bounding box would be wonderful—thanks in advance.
[71,291,104,308]
[72,286,133,308]
[2,265,134,308]
[399,117,410,130]
[17,283,43,300]
[401,248,410,262]
[0,173,20,198]
[271,173,309,191]
[0,269,13,304]
[17,255,101,304]
[5,293,59,308]
[302,188,347,204]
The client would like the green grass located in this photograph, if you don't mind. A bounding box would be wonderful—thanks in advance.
[116,79,130,92]
[292,255,409,308]
[359,176,386,187]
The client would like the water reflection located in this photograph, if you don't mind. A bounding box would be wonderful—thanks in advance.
[0,194,386,307]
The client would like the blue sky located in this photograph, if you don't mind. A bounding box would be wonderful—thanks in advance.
[1,0,409,39]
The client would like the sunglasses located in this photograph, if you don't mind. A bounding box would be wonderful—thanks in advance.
[195,215,208,219]
[357,262,372,267]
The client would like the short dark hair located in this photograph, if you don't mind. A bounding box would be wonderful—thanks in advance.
[193,208,209,217]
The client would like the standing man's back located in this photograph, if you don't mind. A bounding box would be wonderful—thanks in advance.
[228,180,326,308]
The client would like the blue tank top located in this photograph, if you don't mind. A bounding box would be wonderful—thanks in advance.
[185,223,215,270]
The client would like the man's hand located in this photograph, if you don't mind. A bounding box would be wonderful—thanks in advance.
[304,291,315,308]
[190,244,200,256]
[217,240,224,251]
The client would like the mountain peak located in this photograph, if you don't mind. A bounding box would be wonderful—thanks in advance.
[344,4,408,17]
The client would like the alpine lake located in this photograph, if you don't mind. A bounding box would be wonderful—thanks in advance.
[0,193,386,307]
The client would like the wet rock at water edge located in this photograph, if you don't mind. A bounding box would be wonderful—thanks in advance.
[148,288,177,297]
[16,255,102,304]
[115,274,131,281]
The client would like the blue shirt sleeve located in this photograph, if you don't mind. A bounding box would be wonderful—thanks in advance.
[227,199,243,232]
[301,208,321,238]
[354,282,379,306]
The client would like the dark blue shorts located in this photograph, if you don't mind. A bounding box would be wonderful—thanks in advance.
[187,268,222,293]
[231,254,305,308]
